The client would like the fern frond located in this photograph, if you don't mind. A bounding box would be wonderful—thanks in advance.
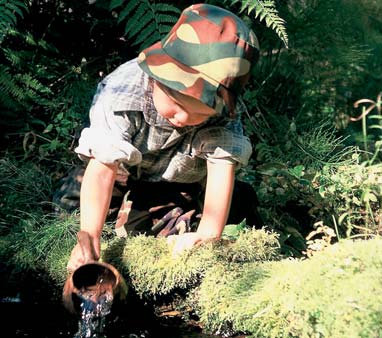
[117,0,139,24]
[132,23,157,47]
[0,66,19,105]
[0,10,17,26]
[109,0,126,11]
[19,73,52,95]
[229,0,288,48]
[0,66,25,103]
[152,4,180,35]
[3,48,21,66]
[114,0,180,50]
[0,64,53,109]
[0,0,27,32]
[4,1,27,18]
[124,2,148,39]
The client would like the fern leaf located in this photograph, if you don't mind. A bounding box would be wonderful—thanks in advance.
[117,0,140,24]
[140,35,160,50]
[156,13,179,24]
[38,39,59,54]
[115,1,180,50]
[0,66,28,109]
[124,3,151,40]
[19,73,52,95]
[131,6,180,45]
[151,3,180,16]
[156,14,178,34]
[23,32,36,46]
[0,12,16,27]
[226,0,288,48]
[251,1,288,48]
[3,48,21,66]
[0,64,52,108]
[109,0,126,11]
[0,66,13,89]
[5,2,28,18]
[157,24,175,36]
[0,0,27,39]
[132,23,157,47]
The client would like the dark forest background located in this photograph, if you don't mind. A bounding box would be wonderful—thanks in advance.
[1,0,382,256]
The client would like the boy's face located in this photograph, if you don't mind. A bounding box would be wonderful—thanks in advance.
[153,81,217,128]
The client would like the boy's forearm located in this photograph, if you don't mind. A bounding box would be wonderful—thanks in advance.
[80,159,117,239]
[196,161,235,240]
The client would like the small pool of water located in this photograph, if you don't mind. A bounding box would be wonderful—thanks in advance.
[1,300,217,338]
[0,267,221,338]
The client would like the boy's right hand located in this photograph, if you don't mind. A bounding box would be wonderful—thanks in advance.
[67,231,100,273]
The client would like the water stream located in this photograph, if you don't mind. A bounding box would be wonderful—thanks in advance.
[73,276,114,338]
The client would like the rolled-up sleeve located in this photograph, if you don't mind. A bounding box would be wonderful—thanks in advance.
[192,125,253,167]
[75,86,142,166]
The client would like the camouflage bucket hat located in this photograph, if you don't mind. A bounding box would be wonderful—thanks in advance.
[137,3,260,112]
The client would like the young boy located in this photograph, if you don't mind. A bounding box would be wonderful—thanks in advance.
[65,3,261,272]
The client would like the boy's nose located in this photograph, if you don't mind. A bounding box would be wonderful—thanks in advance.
[173,107,188,120]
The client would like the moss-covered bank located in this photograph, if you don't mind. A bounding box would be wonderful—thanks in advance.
[1,213,379,338]
[104,234,382,338]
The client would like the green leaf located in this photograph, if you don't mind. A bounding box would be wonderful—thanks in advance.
[288,165,305,178]
[43,124,53,134]
[222,219,247,240]
[110,0,125,11]
[56,112,64,121]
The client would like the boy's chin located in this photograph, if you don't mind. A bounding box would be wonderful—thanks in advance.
[168,119,185,128]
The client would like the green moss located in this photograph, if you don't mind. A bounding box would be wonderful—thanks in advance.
[110,228,280,298]
[195,238,382,337]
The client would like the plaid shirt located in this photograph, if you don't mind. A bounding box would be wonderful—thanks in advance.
[75,58,252,184]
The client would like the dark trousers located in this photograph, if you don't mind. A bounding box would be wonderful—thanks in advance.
[53,166,262,236]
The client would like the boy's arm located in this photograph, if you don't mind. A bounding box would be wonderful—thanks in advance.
[197,160,235,239]
[67,158,117,272]
[169,161,235,253]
